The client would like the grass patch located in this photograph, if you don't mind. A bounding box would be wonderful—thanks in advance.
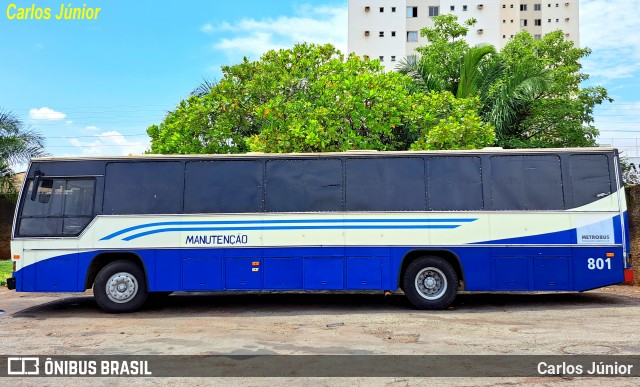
[0,260,12,287]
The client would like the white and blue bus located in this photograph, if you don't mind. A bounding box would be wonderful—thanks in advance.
[7,148,634,312]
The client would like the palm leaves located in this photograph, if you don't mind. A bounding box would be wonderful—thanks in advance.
[396,56,448,93]
[397,43,550,145]
[478,60,549,141]
[0,110,46,194]
[456,45,497,98]
[191,78,217,97]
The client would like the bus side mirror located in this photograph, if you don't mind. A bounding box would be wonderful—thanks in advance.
[30,174,42,201]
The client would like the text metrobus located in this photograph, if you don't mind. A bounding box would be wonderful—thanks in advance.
[7,148,634,312]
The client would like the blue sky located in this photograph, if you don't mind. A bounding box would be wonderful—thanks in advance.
[0,0,638,165]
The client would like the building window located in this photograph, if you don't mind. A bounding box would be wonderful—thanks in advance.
[450,5,455,11]
[407,6,418,17]
[503,35,506,38]
[548,18,551,22]
[556,18,559,22]
[502,4,506,8]
[510,4,514,8]
[379,31,384,37]
[379,56,384,61]
[535,19,542,26]
[520,4,528,11]
[391,56,396,62]
[379,7,384,12]
[391,7,396,12]
[428,6,439,16]
[407,31,419,42]
[556,3,559,6]
[534,3,542,10]
[511,19,514,23]
[463,5,468,11]
[391,31,396,37]
[503,19,506,23]
[534,34,542,40]
[548,3,551,6]
[520,19,528,27]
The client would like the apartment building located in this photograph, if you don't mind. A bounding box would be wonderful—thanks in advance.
[348,0,579,69]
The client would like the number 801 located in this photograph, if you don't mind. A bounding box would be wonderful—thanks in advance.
[587,258,611,270]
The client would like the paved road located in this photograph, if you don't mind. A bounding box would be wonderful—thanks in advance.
[1,286,639,385]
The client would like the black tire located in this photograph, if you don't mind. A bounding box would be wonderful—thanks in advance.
[93,260,148,313]
[402,256,458,310]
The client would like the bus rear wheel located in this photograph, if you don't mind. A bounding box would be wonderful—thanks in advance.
[403,256,458,310]
[94,260,148,313]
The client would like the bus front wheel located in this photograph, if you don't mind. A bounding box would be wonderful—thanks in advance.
[93,260,148,313]
[403,256,458,310]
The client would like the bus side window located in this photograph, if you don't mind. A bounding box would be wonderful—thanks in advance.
[346,157,425,211]
[569,154,612,207]
[490,155,564,210]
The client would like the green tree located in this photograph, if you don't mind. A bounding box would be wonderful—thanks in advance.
[0,111,46,195]
[479,58,549,143]
[398,43,498,98]
[408,92,495,150]
[407,14,477,94]
[496,32,610,148]
[400,14,607,149]
[148,43,495,154]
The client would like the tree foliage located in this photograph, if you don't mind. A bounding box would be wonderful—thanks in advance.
[408,92,494,150]
[148,43,494,154]
[496,32,610,147]
[0,111,46,195]
[412,14,478,94]
[398,15,610,149]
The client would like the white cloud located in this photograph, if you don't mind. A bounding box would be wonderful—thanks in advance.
[204,4,348,60]
[65,120,73,125]
[29,107,66,121]
[581,0,640,82]
[201,23,214,33]
[70,131,149,156]
[85,125,99,131]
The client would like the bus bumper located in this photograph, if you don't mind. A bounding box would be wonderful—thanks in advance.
[6,277,15,290]
[624,269,634,284]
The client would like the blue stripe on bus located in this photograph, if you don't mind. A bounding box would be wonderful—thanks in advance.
[122,224,463,241]
[100,218,478,241]
[472,228,574,245]
[13,245,626,293]
[470,214,623,246]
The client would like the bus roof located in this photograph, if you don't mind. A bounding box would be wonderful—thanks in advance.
[30,147,618,163]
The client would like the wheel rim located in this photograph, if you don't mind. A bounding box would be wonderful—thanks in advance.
[414,267,447,300]
[106,272,139,304]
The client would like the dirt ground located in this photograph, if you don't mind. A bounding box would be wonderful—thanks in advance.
[1,285,639,386]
